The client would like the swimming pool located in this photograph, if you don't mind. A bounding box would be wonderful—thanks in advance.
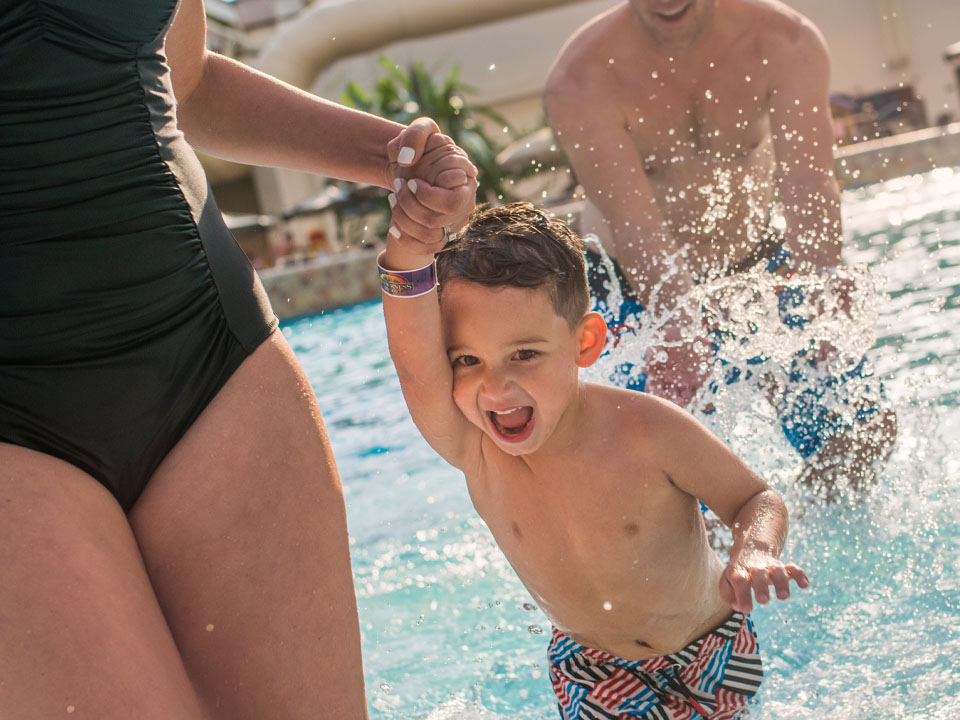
[282,166,960,719]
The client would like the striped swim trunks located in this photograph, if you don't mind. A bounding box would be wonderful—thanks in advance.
[548,612,763,719]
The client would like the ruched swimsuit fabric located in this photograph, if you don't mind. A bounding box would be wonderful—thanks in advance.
[0,0,278,510]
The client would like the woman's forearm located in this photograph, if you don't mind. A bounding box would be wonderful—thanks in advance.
[175,52,404,189]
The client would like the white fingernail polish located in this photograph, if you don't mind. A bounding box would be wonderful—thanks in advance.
[388,193,397,208]
[397,146,415,165]
[388,225,401,238]
[393,178,402,192]
[407,179,418,194]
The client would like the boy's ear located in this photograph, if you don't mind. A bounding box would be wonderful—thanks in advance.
[575,312,608,368]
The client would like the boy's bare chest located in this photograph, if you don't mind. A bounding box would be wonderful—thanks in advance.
[469,460,698,598]
[469,463,723,658]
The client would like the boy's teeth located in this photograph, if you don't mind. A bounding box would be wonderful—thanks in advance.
[490,406,533,432]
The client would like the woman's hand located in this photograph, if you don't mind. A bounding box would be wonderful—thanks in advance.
[386,118,478,255]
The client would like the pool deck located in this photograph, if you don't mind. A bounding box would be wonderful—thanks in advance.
[259,122,960,320]
[834,121,960,188]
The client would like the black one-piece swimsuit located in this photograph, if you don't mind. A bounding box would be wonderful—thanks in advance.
[0,0,278,510]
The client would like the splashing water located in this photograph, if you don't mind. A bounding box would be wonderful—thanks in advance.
[583,238,886,487]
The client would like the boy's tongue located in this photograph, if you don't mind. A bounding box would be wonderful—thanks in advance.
[493,407,532,431]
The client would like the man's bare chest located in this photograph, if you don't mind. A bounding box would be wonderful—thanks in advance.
[617,75,772,173]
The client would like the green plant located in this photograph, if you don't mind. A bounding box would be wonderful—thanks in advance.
[341,56,516,203]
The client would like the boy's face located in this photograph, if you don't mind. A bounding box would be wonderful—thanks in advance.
[440,280,597,456]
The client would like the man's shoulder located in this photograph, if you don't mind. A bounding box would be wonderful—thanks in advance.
[732,0,829,61]
[545,4,631,99]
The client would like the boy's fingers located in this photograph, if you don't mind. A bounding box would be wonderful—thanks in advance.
[749,568,771,605]
[394,117,441,166]
[402,180,477,220]
[423,133,478,177]
[786,564,810,588]
[436,168,469,188]
[768,566,791,600]
[416,150,477,188]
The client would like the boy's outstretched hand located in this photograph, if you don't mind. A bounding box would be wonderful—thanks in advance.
[719,547,809,615]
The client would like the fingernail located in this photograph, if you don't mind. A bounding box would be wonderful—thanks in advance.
[388,193,397,208]
[407,179,418,194]
[393,178,402,192]
[398,146,415,165]
[388,225,401,238]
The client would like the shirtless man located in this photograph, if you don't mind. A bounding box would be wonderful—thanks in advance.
[545,0,895,485]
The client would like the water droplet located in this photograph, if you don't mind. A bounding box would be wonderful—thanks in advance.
[603,601,613,611]
[705,89,713,100]
[488,64,496,71]
[528,624,544,634]
[651,71,659,79]
[379,682,391,693]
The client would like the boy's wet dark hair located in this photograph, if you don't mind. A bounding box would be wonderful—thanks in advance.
[436,202,589,328]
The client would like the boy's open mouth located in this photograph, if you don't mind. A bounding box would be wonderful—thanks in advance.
[488,406,534,443]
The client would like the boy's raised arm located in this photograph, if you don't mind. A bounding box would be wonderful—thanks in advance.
[644,396,810,614]
[380,238,482,471]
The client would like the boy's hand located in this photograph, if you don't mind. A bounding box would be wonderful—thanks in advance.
[386,118,477,254]
[719,548,809,614]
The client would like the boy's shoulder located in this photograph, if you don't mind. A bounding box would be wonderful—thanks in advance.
[582,382,685,446]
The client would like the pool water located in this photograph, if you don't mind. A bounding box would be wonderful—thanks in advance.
[282,167,960,719]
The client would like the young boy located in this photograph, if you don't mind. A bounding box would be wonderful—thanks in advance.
[379,201,809,720]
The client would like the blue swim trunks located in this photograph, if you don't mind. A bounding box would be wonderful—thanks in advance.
[548,612,762,720]
[585,247,882,460]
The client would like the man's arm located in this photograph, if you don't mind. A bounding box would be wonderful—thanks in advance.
[767,18,843,272]
[647,396,810,613]
[545,59,710,408]
[379,242,483,473]
[544,67,696,310]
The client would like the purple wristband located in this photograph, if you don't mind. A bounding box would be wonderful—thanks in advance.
[377,251,437,298]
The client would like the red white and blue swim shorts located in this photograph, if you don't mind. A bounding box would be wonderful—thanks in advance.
[548,612,763,720]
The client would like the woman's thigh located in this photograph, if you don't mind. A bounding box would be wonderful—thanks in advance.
[0,443,205,720]
[129,330,368,720]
